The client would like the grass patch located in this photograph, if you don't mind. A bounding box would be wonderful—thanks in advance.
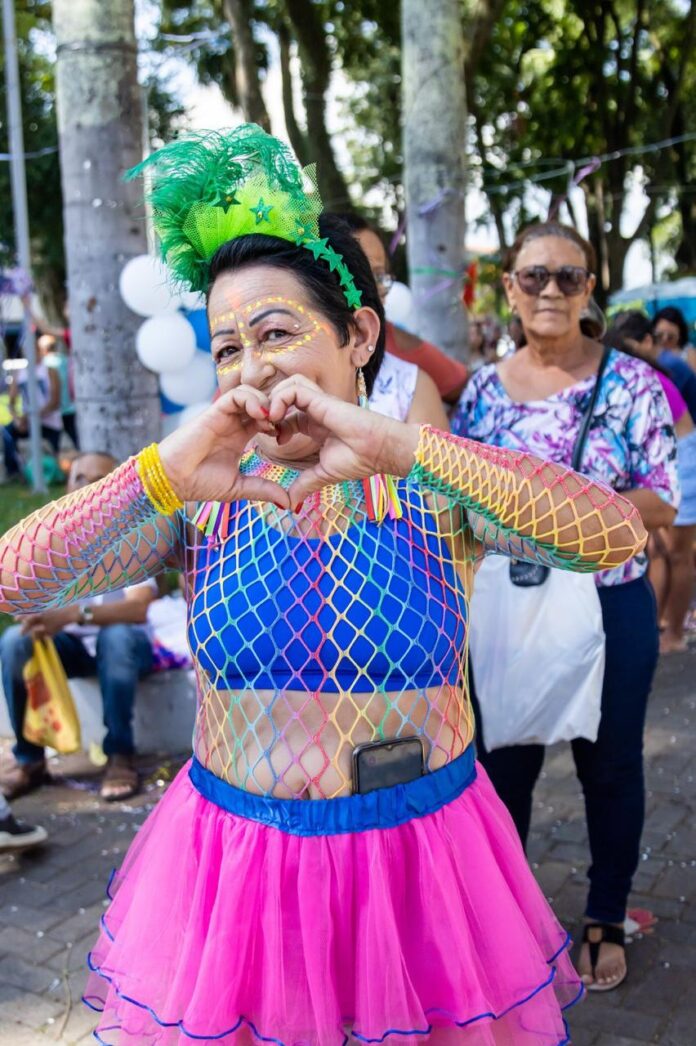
[0,480,52,535]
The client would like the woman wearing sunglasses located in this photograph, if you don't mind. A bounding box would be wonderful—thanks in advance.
[452,222,679,993]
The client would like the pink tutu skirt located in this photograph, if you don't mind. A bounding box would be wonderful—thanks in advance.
[84,749,582,1044]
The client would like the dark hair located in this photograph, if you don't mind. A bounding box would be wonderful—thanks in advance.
[606,310,652,345]
[504,221,597,273]
[207,214,385,395]
[332,212,371,234]
[653,306,689,349]
[605,310,669,377]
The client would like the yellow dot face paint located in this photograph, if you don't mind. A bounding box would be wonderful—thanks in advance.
[210,296,330,378]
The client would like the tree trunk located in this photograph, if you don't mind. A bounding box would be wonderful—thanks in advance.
[283,0,351,209]
[52,0,160,460]
[222,0,271,130]
[402,0,468,361]
[277,21,308,166]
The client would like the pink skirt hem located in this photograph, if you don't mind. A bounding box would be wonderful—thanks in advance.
[83,760,583,1045]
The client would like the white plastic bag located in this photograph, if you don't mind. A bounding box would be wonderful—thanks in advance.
[469,554,605,750]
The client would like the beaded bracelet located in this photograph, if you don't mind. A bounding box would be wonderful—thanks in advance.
[135,444,184,516]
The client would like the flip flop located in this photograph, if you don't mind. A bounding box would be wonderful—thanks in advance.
[581,922,627,992]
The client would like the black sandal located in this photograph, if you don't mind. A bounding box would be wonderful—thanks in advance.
[581,922,627,992]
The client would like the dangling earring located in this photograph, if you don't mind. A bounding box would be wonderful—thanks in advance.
[357,367,369,407]
[356,366,403,525]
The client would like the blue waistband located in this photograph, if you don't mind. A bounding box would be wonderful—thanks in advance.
[188,746,477,837]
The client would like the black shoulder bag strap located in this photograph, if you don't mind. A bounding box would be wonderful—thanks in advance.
[571,347,611,473]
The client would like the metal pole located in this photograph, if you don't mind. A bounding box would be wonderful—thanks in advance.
[2,0,47,493]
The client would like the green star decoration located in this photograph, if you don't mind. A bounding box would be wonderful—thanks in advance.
[344,284,363,309]
[322,246,343,273]
[214,190,240,213]
[304,237,330,260]
[251,197,273,224]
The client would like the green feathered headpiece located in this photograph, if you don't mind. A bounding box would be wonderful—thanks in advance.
[126,124,362,308]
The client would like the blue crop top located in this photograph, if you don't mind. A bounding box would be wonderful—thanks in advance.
[187,489,467,694]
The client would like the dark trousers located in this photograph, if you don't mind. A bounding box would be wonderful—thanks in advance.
[62,412,79,449]
[3,422,61,477]
[471,575,659,924]
[0,624,153,762]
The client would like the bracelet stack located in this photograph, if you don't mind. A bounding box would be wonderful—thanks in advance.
[136,444,184,515]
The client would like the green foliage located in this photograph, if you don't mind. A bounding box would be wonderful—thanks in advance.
[157,0,269,109]
[145,0,696,290]
[470,0,696,291]
[0,0,64,306]
[1,2,187,315]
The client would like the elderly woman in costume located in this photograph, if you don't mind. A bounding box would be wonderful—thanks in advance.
[0,128,647,1046]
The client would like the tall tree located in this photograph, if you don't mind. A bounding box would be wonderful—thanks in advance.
[222,0,271,129]
[402,0,468,360]
[53,0,160,458]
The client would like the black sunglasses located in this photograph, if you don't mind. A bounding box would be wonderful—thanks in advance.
[511,265,591,297]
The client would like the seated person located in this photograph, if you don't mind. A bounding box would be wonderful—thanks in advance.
[0,452,156,802]
[3,337,63,479]
[0,791,46,852]
[148,576,192,671]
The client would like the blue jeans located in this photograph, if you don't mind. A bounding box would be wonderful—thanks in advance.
[3,422,61,477]
[471,575,659,924]
[0,623,153,762]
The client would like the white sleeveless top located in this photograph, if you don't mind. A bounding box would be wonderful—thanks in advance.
[369,352,418,421]
[17,363,63,432]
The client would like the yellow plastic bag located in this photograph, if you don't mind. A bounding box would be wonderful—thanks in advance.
[23,638,81,754]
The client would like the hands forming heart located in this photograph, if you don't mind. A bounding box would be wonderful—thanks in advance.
[158,376,420,511]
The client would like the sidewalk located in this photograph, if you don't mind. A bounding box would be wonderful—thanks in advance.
[0,649,694,1045]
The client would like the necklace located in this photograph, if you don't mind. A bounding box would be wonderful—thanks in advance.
[192,447,402,541]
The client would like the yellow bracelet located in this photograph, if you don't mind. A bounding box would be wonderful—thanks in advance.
[136,452,170,515]
[142,452,171,507]
[143,445,183,514]
[139,453,182,515]
[135,444,184,515]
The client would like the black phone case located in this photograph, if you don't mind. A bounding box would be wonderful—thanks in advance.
[352,737,424,795]
[509,559,550,588]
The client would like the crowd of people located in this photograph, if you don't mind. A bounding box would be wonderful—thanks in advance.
[0,124,692,1043]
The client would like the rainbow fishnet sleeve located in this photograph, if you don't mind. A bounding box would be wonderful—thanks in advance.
[0,459,181,614]
[409,426,647,571]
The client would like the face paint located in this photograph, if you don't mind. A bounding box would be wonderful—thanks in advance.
[210,296,329,377]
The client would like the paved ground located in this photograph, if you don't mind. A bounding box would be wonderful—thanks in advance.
[0,648,694,1045]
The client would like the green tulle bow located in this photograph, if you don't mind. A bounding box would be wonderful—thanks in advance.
[127,124,362,308]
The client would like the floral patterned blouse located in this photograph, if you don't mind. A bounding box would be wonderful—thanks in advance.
[452,349,680,586]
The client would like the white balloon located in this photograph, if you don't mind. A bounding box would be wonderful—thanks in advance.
[178,289,206,311]
[160,350,217,406]
[119,255,181,317]
[161,412,183,438]
[136,314,197,374]
[178,401,210,427]
[384,281,414,327]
